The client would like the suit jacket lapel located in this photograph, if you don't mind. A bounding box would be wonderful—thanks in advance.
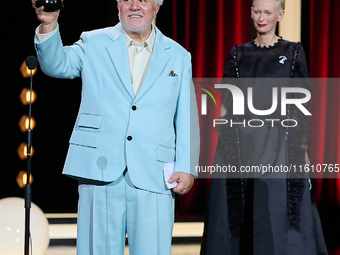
[135,27,171,101]
[106,24,135,100]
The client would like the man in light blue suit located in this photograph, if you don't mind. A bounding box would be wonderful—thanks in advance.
[33,0,199,254]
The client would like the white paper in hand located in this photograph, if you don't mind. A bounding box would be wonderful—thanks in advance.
[163,162,178,189]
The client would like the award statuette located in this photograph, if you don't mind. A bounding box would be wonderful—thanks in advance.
[35,0,64,12]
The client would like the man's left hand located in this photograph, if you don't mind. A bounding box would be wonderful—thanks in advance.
[168,172,195,195]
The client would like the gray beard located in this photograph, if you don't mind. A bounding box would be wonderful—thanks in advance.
[119,15,154,35]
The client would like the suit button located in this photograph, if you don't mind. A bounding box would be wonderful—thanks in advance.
[132,105,137,111]
[127,136,132,141]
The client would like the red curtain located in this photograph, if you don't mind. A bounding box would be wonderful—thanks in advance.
[309,0,340,206]
[172,0,251,218]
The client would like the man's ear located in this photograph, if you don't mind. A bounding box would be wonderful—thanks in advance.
[154,3,160,19]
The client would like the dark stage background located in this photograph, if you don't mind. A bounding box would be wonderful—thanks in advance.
[1,0,339,253]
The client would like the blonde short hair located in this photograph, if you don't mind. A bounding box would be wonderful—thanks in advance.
[252,0,285,11]
[276,0,285,11]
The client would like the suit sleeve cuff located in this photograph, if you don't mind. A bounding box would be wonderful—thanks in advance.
[35,24,59,42]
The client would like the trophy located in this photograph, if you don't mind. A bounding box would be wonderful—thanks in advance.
[35,0,64,11]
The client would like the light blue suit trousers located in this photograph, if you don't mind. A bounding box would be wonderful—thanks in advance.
[77,171,174,255]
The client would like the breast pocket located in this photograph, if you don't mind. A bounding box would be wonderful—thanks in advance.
[157,76,180,86]
[156,77,180,101]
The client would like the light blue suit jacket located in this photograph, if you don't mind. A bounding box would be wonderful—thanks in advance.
[35,23,200,194]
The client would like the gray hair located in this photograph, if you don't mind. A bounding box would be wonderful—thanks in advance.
[116,0,163,6]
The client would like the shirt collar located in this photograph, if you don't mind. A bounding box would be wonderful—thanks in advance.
[123,25,156,52]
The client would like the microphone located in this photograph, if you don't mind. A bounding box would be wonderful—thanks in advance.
[24,55,37,255]
[35,0,64,12]
[26,56,38,70]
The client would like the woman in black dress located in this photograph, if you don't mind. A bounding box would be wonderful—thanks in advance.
[200,0,328,254]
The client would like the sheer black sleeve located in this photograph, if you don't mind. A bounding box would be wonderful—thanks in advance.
[223,46,237,78]
[295,44,309,78]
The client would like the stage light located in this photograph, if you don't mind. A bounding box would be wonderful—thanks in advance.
[0,197,49,255]
[16,170,34,188]
[17,143,35,160]
[20,60,37,78]
[18,115,36,132]
[20,88,37,105]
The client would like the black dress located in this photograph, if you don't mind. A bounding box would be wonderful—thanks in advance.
[200,39,328,255]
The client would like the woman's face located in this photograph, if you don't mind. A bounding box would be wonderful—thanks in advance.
[251,0,284,35]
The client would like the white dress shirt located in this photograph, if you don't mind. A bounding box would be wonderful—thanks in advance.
[123,26,156,95]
